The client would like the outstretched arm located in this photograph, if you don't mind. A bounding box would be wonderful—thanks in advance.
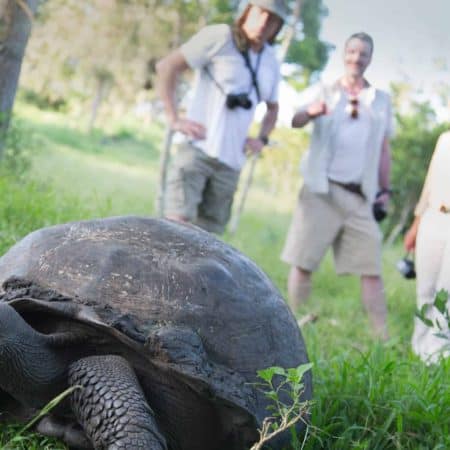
[292,101,327,128]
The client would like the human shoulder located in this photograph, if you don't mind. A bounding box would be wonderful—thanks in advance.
[436,130,450,150]
[196,23,232,44]
[181,24,232,68]
[374,88,392,104]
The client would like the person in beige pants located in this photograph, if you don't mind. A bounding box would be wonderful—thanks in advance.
[281,32,393,340]
[404,131,450,364]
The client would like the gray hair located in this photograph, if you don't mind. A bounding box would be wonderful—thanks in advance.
[345,32,374,54]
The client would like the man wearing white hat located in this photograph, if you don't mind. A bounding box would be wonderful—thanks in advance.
[156,1,289,234]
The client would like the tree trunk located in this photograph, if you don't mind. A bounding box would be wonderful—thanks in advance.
[0,0,39,157]
[88,77,108,132]
[278,0,302,63]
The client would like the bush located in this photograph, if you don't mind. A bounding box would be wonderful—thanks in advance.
[1,117,33,175]
[0,175,89,254]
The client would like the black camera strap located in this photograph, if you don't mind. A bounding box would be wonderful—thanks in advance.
[203,65,227,96]
[240,50,262,102]
[203,49,262,102]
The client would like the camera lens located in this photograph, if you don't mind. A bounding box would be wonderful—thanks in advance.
[226,95,238,109]
[396,258,416,279]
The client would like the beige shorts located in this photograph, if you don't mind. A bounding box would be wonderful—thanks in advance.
[281,183,382,275]
[165,142,240,234]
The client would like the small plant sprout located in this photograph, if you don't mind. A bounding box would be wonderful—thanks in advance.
[250,363,313,450]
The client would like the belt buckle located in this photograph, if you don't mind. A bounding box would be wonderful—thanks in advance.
[439,205,450,213]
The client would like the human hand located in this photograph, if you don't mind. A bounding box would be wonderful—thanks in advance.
[306,101,328,118]
[403,216,420,252]
[245,137,265,155]
[375,191,390,209]
[403,226,417,252]
[171,118,206,140]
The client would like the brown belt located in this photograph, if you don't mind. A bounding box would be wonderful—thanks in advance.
[330,180,364,198]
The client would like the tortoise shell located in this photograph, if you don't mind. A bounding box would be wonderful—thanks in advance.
[0,216,311,449]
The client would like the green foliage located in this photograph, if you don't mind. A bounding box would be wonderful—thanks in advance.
[1,104,449,449]
[285,0,331,81]
[204,0,238,24]
[20,0,330,119]
[0,174,91,255]
[17,89,69,113]
[0,116,33,175]
[0,425,66,450]
[416,290,450,343]
[251,363,313,450]
[304,344,450,449]
[2,387,78,450]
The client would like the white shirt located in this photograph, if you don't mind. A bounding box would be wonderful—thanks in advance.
[297,81,394,202]
[327,91,372,183]
[180,24,280,171]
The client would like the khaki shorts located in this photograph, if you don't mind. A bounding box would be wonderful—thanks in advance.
[165,142,240,234]
[281,183,382,275]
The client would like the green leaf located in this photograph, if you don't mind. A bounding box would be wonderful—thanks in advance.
[434,289,449,314]
[257,367,276,383]
[415,304,434,327]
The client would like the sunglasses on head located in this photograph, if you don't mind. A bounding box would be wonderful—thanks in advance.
[349,97,359,119]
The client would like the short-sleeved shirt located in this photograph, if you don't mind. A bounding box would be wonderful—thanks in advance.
[179,24,281,171]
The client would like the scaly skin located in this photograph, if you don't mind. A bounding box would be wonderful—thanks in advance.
[69,355,167,450]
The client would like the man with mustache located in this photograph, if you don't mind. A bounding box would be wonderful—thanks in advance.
[282,32,393,340]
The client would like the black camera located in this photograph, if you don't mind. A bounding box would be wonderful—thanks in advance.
[226,93,252,110]
[396,256,416,279]
[373,202,387,222]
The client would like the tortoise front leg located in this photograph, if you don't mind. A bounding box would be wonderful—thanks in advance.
[69,355,167,450]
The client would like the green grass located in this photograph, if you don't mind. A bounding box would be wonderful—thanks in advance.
[0,102,449,449]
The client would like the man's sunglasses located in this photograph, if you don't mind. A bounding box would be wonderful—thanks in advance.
[349,97,359,119]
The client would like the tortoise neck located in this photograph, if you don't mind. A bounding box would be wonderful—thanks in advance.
[0,306,66,406]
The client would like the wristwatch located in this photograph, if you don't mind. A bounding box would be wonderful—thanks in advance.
[259,136,269,146]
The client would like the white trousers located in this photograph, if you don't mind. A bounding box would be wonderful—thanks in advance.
[412,210,450,363]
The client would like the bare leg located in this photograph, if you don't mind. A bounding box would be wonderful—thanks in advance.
[69,355,167,450]
[361,275,389,340]
[287,267,312,312]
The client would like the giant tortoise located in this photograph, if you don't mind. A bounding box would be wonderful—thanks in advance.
[0,216,311,449]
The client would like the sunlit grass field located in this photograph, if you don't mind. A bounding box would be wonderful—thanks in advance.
[0,102,448,449]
